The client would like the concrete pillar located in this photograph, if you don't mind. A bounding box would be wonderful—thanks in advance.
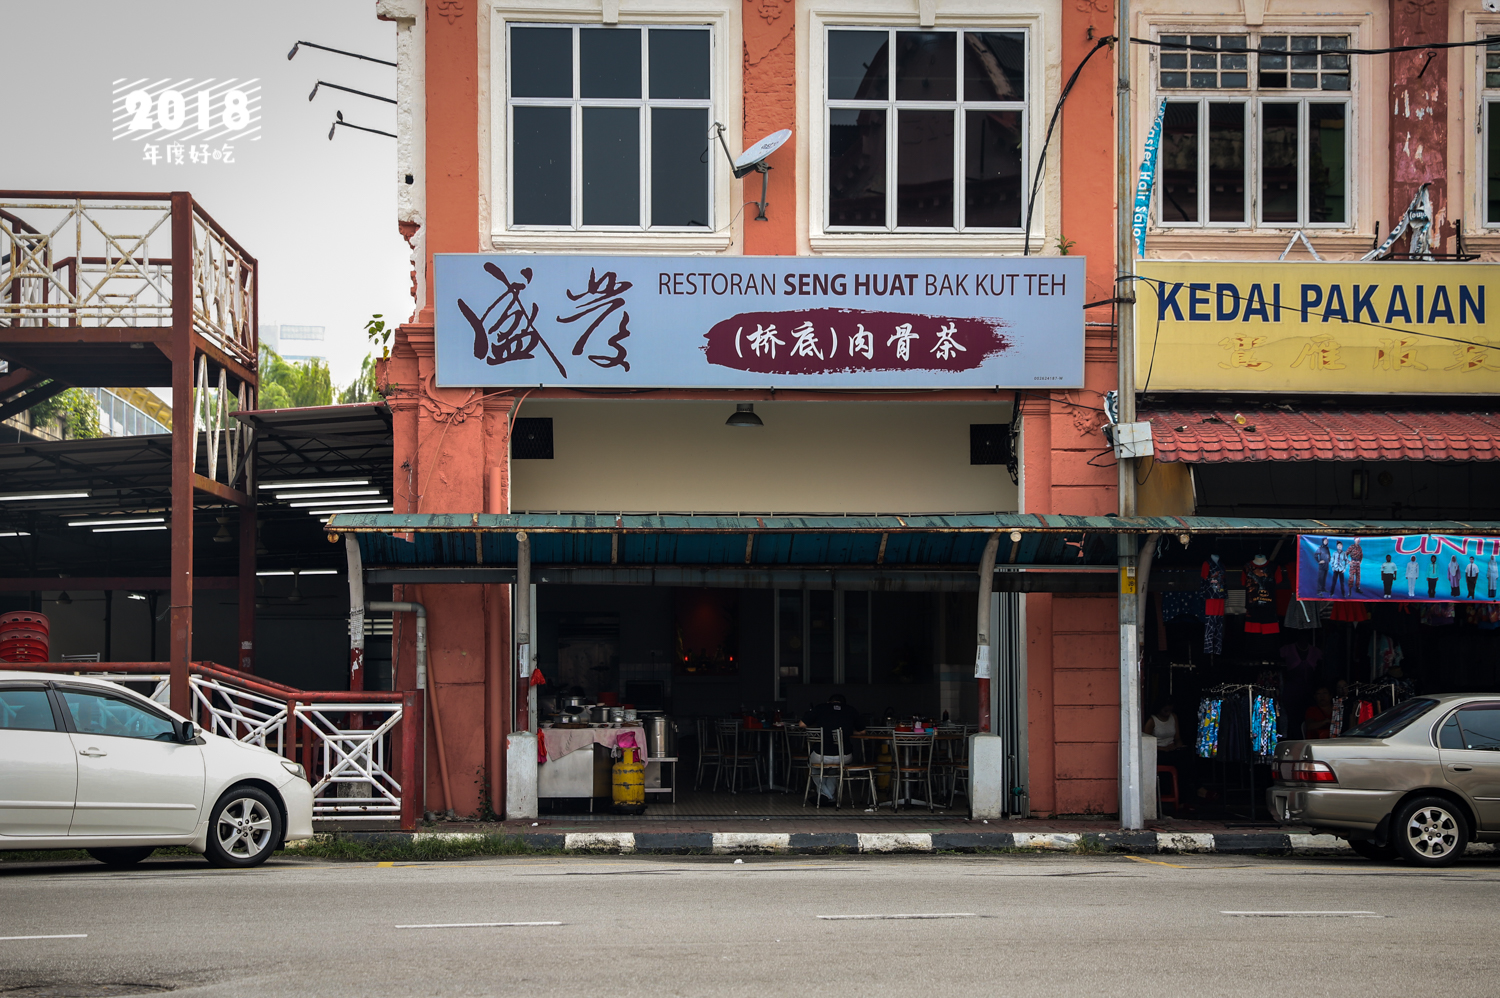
[506,731,538,819]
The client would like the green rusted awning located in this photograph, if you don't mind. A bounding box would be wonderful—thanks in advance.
[328,513,1500,572]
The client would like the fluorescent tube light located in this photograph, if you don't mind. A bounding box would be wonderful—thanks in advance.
[275,489,381,501]
[262,479,370,490]
[0,531,31,537]
[0,491,90,501]
[309,505,394,516]
[68,517,165,528]
[286,496,387,508]
[93,525,169,533]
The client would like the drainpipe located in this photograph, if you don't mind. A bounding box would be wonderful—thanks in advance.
[515,531,531,730]
[368,599,453,819]
[975,532,1001,733]
[345,536,365,692]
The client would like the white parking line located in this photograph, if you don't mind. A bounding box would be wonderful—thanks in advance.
[1221,911,1382,918]
[395,921,563,929]
[0,934,88,941]
[818,913,976,921]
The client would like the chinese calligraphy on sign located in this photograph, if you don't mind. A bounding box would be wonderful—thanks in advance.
[457,264,568,377]
[711,309,1008,376]
[1217,335,1272,371]
[1445,338,1500,373]
[558,268,633,371]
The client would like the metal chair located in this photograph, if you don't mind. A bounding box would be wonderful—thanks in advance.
[830,729,880,808]
[890,731,937,812]
[938,728,972,807]
[693,718,722,790]
[715,718,762,793]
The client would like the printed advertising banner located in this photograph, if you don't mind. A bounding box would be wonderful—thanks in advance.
[434,255,1084,388]
[1134,261,1500,395]
[1297,533,1500,603]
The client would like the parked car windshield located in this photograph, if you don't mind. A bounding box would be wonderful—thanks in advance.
[1342,698,1438,739]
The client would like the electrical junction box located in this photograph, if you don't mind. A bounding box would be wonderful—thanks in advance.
[1113,421,1155,459]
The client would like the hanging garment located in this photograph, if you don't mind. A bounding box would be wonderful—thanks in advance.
[1204,614,1224,655]
[1329,697,1344,738]
[1420,602,1456,627]
[1244,562,1282,634]
[1162,591,1206,621]
[1330,601,1370,623]
[1285,599,1323,629]
[1201,560,1227,616]
[1356,700,1376,725]
[1219,694,1249,762]
[1251,695,1279,756]
[1197,698,1223,758]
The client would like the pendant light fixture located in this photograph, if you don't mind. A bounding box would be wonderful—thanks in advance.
[725,403,763,427]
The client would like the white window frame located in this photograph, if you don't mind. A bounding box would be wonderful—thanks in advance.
[821,26,1030,234]
[804,5,1049,255]
[1480,32,1500,230]
[489,0,738,254]
[1151,27,1355,232]
[506,23,714,233]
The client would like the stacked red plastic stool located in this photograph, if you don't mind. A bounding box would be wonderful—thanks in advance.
[0,611,50,663]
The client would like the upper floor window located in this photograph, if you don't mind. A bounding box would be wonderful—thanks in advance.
[825,28,1028,232]
[1484,36,1500,226]
[1156,32,1350,229]
[508,25,712,230]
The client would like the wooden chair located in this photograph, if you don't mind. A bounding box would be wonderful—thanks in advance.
[830,729,880,808]
[784,726,810,793]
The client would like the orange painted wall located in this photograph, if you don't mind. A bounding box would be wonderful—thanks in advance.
[1023,0,1122,816]
[742,0,797,255]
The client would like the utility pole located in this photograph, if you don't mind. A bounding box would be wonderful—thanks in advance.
[1115,0,1144,830]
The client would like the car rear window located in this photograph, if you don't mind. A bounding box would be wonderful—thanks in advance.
[0,688,56,731]
[1342,698,1438,739]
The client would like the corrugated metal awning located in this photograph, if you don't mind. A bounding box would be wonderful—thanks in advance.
[327,512,1500,572]
[1142,407,1500,463]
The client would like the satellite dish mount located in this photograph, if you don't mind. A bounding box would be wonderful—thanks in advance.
[712,123,791,222]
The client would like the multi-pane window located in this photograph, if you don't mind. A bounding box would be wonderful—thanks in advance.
[1157,32,1349,228]
[508,25,712,229]
[1485,37,1500,225]
[825,28,1028,231]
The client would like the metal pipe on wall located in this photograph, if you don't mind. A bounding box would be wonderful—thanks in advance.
[515,531,531,731]
[368,600,451,818]
[487,465,507,818]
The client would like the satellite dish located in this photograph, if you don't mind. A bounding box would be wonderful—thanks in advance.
[732,128,792,178]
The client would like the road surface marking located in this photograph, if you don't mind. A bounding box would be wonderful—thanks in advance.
[818,913,976,920]
[1221,911,1382,918]
[0,934,88,941]
[395,921,563,929]
[377,862,394,867]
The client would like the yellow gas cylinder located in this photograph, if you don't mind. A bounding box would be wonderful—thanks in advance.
[612,747,646,813]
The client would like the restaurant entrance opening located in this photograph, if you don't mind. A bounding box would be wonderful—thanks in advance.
[532,583,1003,818]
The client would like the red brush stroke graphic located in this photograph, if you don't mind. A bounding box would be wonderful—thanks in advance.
[703,308,1009,375]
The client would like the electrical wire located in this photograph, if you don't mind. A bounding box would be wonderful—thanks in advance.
[1023,36,1117,256]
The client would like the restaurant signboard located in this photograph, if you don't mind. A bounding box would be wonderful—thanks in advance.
[1134,261,1500,395]
[1296,533,1500,603]
[434,255,1084,388]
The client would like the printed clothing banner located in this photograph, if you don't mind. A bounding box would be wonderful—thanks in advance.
[1134,261,1500,394]
[434,255,1084,388]
[1297,533,1500,603]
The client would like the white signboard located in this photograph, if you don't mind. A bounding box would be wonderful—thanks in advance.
[434,255,1085,388]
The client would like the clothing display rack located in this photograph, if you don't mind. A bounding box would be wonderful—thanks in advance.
[1200,682,1279,819]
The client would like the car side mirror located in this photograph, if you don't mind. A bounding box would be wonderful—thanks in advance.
[179,720,196,743]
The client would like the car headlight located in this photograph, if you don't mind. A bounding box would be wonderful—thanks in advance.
[281,760,308,781]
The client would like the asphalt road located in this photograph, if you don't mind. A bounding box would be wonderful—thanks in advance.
[2,850,1498,998]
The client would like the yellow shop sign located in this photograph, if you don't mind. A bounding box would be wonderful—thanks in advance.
[1133,261,1499,394]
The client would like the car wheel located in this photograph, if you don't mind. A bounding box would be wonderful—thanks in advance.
[86,847,156,867]
[205,786,282,868]
[1392,796,1468,867]
[1347,838,1397,862]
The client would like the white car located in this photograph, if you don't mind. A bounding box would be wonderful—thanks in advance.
[0,671,314,867]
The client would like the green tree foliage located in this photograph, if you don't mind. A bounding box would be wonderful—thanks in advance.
[28,386,101,439]
[338,354,380,405]
[258,344,333,409]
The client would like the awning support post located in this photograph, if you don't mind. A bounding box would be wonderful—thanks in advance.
[970,531,1005,819]
[507,530,538,819]
[346,535,365,692]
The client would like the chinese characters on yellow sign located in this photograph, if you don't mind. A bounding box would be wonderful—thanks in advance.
[1134,262,1500,393]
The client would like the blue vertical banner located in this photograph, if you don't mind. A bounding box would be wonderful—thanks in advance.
[1132,99,1168,257]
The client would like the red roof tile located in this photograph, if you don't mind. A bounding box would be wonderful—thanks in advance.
[1142,408,1500,463]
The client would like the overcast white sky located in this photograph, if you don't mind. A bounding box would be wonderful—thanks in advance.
[3,1,410,389]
